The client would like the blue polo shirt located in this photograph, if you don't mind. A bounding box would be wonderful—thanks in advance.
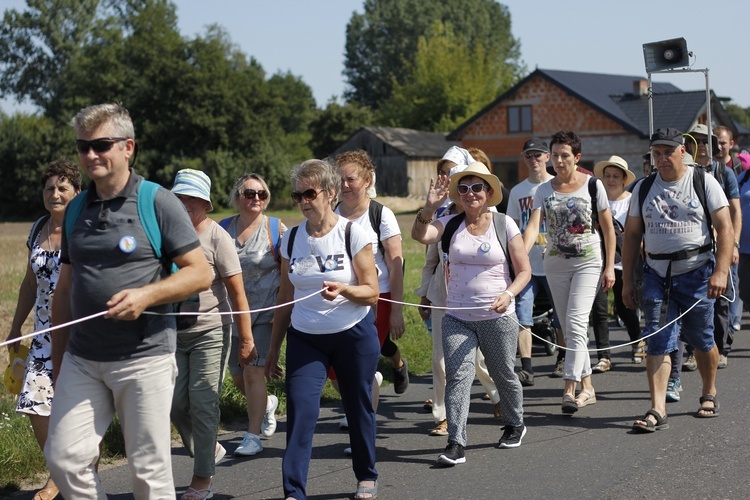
[61,171,200,361]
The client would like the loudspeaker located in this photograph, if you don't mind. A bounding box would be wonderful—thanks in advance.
[643,38,689,72]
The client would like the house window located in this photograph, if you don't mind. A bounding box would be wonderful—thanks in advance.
[507,105,532,133]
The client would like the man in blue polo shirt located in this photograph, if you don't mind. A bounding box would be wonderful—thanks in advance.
[46,103,212,498]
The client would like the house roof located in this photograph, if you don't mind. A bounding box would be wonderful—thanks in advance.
[448,68,717,140]
[353,126,458,157]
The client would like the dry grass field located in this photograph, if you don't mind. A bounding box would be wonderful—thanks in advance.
[1,222,35,369]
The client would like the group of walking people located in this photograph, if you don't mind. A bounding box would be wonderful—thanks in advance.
[3,101,742,500]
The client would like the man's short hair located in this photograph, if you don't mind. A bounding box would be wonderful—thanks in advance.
[71,103,135,139]
[550,130,581,156]
[713,125,733,141]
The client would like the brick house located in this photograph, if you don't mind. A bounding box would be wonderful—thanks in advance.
[448,68,738,187]
[333,126,458,197]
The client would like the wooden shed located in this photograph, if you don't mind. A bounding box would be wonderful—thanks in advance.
[333,126,458,197]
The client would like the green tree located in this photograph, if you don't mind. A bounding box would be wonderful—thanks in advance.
[343,0,523,110]
[309,99,373,159]
[726,103,750,129]
[377,22,506,132]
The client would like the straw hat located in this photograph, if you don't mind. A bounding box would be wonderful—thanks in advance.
[594,155,636,186]
[448,162,503,206]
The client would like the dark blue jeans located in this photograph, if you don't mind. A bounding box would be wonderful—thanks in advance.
[282,311,379,500]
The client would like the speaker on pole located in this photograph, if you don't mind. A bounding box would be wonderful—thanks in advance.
[643,38,690,72]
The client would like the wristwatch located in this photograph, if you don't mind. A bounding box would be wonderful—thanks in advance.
[735,241,740,249]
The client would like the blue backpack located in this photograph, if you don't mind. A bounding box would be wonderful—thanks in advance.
[64,180,178,273]
[219,215,283,263]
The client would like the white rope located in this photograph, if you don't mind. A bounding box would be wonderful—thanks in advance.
[1,288,326,348]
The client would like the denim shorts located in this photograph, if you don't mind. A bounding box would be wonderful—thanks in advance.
[642,260,715,355]
[515,274,561,328]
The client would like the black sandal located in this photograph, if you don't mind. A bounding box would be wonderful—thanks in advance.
[632,409,669,433]
[696,395,720,418]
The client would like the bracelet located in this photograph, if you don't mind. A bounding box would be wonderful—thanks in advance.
[735,241,740,250]
[416,208,433,224]
[502,290,515,301]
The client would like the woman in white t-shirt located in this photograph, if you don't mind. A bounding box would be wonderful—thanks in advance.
[266,159,380,500]
[523,131,616,415]
[412,162,531,466]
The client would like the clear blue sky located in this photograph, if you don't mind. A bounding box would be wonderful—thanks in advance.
[3,0,749,113]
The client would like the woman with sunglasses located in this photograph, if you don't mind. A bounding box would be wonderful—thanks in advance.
[221,173,286,457]
[5,159,81,500]
[412,162,531,466]
[170,169,256,500]
[522,131,616,415]
[266,159,380,500]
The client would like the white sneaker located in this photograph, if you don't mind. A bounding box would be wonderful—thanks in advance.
[261,395,279,438]
[339,416,349,430]
[214,443,227,464]
[234,433,262,456]
[344,447,352,456]
[375,371,383,387]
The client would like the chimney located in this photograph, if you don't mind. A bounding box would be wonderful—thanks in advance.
[633,79,648,96]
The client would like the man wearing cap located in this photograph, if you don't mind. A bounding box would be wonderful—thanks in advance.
[46,103,212,497]
[622,127,732,431]
[683,124,741,370]
[506,138,562,383]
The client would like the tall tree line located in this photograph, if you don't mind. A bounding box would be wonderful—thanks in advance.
[0,0,524,218]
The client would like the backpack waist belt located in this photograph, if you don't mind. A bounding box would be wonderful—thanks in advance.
[647,243,713,262]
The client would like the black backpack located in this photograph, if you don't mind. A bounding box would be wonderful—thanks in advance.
[440,212,515,280]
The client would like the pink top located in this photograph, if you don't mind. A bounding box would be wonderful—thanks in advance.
[438,214,521,322]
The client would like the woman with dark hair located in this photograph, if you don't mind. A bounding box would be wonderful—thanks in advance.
[523,131,616,414]
[221,173,286,457]
[266,159,380,500]
[5,159,81,500]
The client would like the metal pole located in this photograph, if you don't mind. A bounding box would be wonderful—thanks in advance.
[704,69,713,159]
[648,72,654,139]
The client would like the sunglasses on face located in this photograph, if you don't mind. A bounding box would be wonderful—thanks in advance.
[241,189,269,200]
[695,138,709,145]
[524,152,544,159]
[75,137,128,154]
[290,188,324,203]
[457,183,488,195]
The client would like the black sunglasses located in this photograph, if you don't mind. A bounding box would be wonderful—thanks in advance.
[457,182,488,195]
[695,138,710,145]
[75,137,129,154]
[524,152,544,159]
[242,189,269,200]
[291,189,324,203]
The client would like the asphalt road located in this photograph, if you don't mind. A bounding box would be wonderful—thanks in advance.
[11,319,750,499]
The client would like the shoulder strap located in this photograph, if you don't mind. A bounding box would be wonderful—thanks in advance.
[267,216,282,263]
[638,174,658,227]
[692,167,715,249]
[137,180,162,259]
[441,213,466,255]
[27,214,51,250]
[368,200,385,256]
[587,176,598,231]
[493,212,515,281]
[286,225,299,260]
[345,221,353,261]
[64,191,88,241]
[714,161,727,189]
[218,216,235,230]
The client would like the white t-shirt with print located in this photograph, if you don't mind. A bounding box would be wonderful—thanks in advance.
[629,167,728,277]
[335,202,401,293]
[533,178,608,261]
[281,217,372,334]
[507,178,548,276]
[437,213,521,322]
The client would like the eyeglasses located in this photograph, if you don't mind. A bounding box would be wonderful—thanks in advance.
[291,189,324,203]
[695,138,709,145]
[457,183,488,195]
[75,137,129,154]
[524,152,544,159]
[242,189,269,200]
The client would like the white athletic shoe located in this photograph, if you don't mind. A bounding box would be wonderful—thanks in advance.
[234,433,262,456]
[339,416,349,430]
[261,395,279,438]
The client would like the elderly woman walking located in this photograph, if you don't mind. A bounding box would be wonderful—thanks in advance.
[170,169,256,499]
[412,162,531,466]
